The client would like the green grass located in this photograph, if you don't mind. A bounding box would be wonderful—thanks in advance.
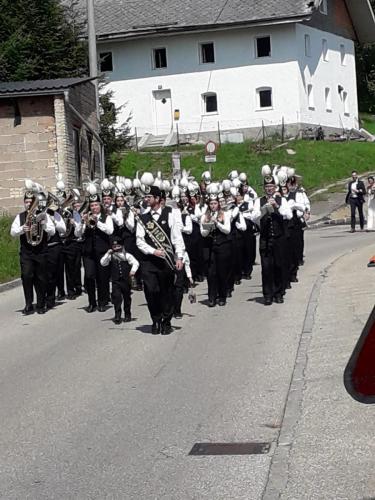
[118,139,375,192]
[0,217,20,283]
[360,113,375,135]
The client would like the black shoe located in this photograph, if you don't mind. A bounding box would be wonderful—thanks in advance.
[75,288,82,296]
[57,293,66,300]
[113,314,122,325]
[124,313,131,323]
[197,275,204,283]
[36,306,46,314]
[274,296,284,304]
[218,299,226,306]
[290,277,299,283]
[264,297,273,306]
[152,322,161,335]
[243,274,252,280]
[174,311,183,319]
[350,228,356,233]
[227,291,232,298]
[298,260,304,266]
[86,305,97,313]
[136,284,143,291]
[97,305,106,312]
[46,301,55,310]
[234,280,241,286]
[67,294,77,300]
[161,321,173,335]
[208,299,216,307]
[286,283,292,289]
[22,305,34,315]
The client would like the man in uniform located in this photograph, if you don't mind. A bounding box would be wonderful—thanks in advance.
[136,186,184,335]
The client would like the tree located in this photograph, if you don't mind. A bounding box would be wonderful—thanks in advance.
[356,0,375,113]
[0,0,87,81]
[99,83,133,175]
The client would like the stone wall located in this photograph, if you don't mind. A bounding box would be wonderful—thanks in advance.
[58,81,101,187]
[0,96,58,215]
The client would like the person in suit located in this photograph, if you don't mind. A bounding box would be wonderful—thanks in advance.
[345,171,366,233]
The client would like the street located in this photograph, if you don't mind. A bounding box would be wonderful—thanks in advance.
[1,226,375,500]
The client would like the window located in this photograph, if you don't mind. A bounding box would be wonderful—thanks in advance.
[319,0,328,15]
[256,36,271,58]
[305,34,311,57]
[343,91,349,115]
[152,48,167,69]
[307,84,314,109]
[325,87,332,111]
[200,42,215,64]
[322,39,328,61]
[257,87,273,109]
[340,44,346,65]
[202,93,218,113]
[99,52,113,72]
[73,128,82,185]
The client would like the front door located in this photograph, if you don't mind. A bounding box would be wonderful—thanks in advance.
[152,89,172,136]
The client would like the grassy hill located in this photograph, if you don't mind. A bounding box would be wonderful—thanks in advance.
[118,139,375,192]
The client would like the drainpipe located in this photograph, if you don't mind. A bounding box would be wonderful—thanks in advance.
[64,89,105,180]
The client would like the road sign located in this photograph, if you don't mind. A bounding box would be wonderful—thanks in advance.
[205,140,217,156]
[205,155,216,163]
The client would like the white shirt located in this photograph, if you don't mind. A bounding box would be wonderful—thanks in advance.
[100,249,139,274]
[136,207,185,260]
[287,190,308,219]
[181,213,193,235]
[112,208,135,232]
[75,214,114,238]
[250,196,292,224]
[200,211,232,237]
[10,212,56,238]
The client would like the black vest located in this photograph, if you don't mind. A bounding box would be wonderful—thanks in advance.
[139,208,172,266]
[83,215,111,255]
[287,191,303,229]
[19,211,48,253]
[110,255,131,282]
[259,196,285,240]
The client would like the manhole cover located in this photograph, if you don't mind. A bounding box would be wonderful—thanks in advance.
[189,442,271,456]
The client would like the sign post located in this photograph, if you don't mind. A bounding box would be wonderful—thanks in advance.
[204,141,217,176]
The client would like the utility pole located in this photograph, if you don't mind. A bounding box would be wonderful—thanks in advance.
[86,0,105,178]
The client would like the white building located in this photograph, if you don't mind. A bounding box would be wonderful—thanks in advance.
[91,0,375,146]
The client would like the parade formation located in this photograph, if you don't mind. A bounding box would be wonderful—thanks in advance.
[10,166,311,333]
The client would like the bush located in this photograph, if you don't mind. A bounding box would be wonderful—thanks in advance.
[0,217,20,283]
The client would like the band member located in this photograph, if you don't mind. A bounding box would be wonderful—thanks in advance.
[10,187,55,314]
[46,206,66,309]
[236,188,257,280]
[62,197,83,299]
[286,176,308,283]
[345,170,366,232]
[173,250,194,319]
[101,178,115,215]
[100,236,139,324]
[251,173,292,305]
[75,189,114,312]
[136,186,184,335]
[200,195,232,307]
[367,176,375,231]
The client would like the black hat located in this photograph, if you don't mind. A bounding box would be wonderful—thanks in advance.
[88,193,101,203]
[149,186,162,198]
[288,176,298,185]
[263,175,276,186]
[24,191,35,200]
[110,236,124,246]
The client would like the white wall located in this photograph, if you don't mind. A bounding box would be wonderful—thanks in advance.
[296,24,359,130]
[99,22,359,137]
[99,25,301,136]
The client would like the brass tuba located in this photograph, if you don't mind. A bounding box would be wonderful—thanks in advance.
[25,194,47,246]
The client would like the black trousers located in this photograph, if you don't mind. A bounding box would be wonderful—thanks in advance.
[63,241,82,296]
[111,279,131,315]
[260,236,287,299]
[242,231,256,276]
[204,241,232,302]
[141,261,175,323]
[83,253,110,307]
[20,250,48,308]
[46,244,64,306]
[174,268,188,314]
[287,226,302,281]
[350,199,364,229]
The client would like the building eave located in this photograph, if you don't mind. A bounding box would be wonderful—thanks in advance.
[345,0,375,44]
[95,14,311,43]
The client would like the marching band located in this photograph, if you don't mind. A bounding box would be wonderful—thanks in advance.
[10,165,311,331]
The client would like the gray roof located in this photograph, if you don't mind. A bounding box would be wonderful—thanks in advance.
[0,77,95,98]
[91,0,313,39]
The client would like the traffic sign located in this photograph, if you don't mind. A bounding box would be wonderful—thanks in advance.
[205,141,217,156]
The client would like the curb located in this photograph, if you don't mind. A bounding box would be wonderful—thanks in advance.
[0,278,21,294]
[308,217,351,229]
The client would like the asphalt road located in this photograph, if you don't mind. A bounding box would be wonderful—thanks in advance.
[0,226,374,500]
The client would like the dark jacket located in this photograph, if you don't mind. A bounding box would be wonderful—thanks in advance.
[346,180,366,204]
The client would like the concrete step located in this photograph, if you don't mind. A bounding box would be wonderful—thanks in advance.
[141,134,168,149]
